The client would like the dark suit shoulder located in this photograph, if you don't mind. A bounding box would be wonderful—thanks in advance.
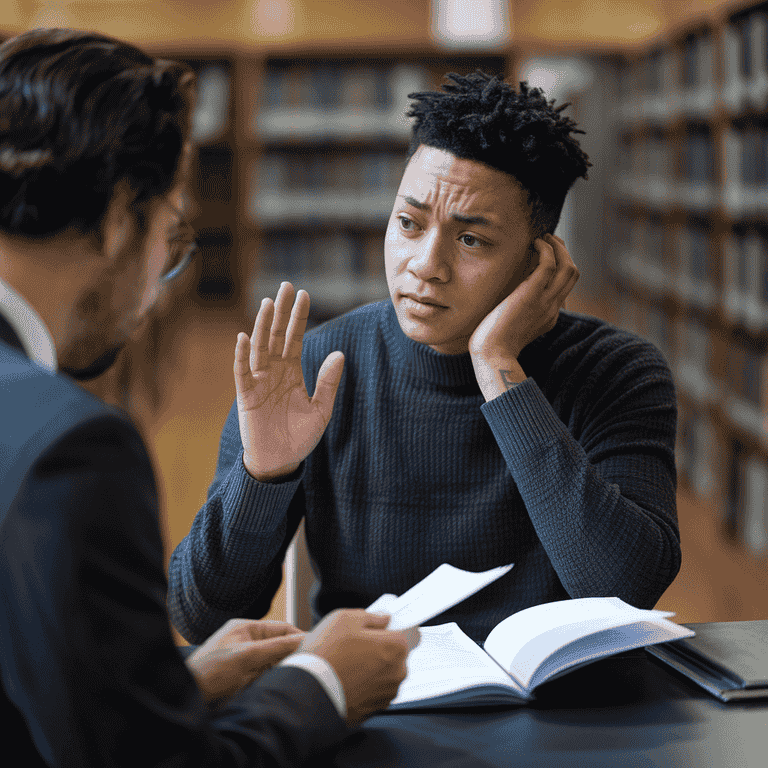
[0,349,140,509]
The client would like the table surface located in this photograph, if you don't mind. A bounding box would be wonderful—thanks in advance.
[329,649,768,767]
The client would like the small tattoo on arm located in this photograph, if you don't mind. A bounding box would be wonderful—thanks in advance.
[500,370,521,390]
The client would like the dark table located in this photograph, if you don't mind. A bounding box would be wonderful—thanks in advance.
[330,649,768,767]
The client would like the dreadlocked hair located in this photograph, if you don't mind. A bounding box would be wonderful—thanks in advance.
[406,70,592,237]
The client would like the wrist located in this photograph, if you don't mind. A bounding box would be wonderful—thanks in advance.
[242,454,300,483]
[471,354,527,402]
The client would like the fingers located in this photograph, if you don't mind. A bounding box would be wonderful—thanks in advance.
[250,297,274,373]
[310,351,345,420]
[238,635,305,680]
[283,289,311,360]
[268,282,295,357]
[243,283,312,372]
[536,234,578,301]
[361,611,393,629]
[529,238,557,287]
[245,620,306,640]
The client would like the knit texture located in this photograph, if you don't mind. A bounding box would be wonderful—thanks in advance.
[168,300,680,644]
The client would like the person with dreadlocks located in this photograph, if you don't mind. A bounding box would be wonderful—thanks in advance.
[168,71,680,645]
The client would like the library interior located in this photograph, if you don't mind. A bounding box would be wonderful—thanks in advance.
[3,0,766,635]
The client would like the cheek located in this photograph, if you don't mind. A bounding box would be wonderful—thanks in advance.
[455,261,520,316]
[384,222,407,273]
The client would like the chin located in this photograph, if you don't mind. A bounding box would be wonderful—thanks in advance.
[394,308,467,354]
[60,344,126,381]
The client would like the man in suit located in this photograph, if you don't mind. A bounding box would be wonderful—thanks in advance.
[0,28,415,767]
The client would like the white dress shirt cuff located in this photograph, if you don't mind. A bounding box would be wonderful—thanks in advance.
[279,652,346,719]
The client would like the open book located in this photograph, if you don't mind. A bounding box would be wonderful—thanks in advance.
[364,563,694,709]
[387,597,695,709]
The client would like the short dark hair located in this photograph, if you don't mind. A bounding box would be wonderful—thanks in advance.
[406,70,591,237]
[0,28,195,238]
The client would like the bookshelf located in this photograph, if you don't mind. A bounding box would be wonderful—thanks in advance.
[605,0,768,561]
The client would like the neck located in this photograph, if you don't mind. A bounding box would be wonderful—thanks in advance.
[0,234,98,357]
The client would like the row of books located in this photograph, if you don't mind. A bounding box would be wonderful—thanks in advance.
[617,33,715,124]
[262,63,406,110]
[190,63,230,145]
[253,231,384,275]
[679,402,768,556]
[257,151,404,194]
[678,405,717,498]
[722,229,768,332]
[183,60,438,145]
[722,128,768,217]
[619,287,766,448]
[616,7,768,125]
[254,64,431,141]
[250,231,388,319]
[249,151,403,225]
[618,126,768,211]
[612,216,768,326]
[721,10,768,113]
[730,450,768,554]
[615,134,717,212]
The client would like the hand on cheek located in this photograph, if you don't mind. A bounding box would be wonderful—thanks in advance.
[468,234,579,400]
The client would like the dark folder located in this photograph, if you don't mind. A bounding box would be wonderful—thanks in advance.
[646,620,768,702]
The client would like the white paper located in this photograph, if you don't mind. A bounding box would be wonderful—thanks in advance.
[366,563,514,630]
[391,623,523,705]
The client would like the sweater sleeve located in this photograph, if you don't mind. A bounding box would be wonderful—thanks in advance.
[480,337,680,609]
[167,399,306,644]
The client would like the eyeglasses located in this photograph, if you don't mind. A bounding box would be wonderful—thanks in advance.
[160,198,199,284]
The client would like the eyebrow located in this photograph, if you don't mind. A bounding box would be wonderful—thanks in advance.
[402,196,494,227]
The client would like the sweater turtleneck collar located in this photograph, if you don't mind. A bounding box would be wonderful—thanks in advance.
[381,300,480,388]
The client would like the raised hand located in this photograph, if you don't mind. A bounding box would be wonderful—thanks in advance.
[298,610,419,726]
[186,618,305,706]
[234,282,345,481]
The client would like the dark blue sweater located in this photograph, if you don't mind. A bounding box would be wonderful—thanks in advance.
[168,300,680,644]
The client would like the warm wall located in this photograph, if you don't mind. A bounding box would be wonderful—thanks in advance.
[1,1,760,52]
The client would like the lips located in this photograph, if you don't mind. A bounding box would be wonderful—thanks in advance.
[402,293,447,308]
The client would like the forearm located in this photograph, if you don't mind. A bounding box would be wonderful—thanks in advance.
[481,378,680,607]
[167,454,304,643]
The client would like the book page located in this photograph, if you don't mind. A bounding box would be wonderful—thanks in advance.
[367,563,513,631]
[484,597,680,690]
[390,623,525,706]
[527,620,694,690]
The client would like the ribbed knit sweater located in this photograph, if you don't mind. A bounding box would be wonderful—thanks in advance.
[168,300,681,645]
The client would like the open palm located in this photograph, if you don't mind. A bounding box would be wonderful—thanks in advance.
[234,282,345,481]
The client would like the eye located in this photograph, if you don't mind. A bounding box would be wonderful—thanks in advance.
[398,215,420,234]
[459,234,484,248]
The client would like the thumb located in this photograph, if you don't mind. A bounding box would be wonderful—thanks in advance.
[362,611,392,629]
[310,351,345,417]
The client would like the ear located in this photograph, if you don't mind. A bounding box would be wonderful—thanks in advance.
[98,181,139,265]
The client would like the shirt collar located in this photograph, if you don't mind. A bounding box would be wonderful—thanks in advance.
[0,276,58,372]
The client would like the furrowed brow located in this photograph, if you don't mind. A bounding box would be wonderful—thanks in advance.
[402,196,496,228]
[403,196,430,210]
[451,213,492,226]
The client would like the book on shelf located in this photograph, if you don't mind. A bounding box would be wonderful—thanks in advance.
[365,563,694,710]
[190,64,229,145]
[646,620,768,701]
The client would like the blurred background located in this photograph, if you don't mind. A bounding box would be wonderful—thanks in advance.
[3,0,767,632]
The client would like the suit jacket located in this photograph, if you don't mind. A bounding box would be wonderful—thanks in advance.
[0,313,350,767]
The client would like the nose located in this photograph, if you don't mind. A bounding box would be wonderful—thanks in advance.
[407,228,450,283]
